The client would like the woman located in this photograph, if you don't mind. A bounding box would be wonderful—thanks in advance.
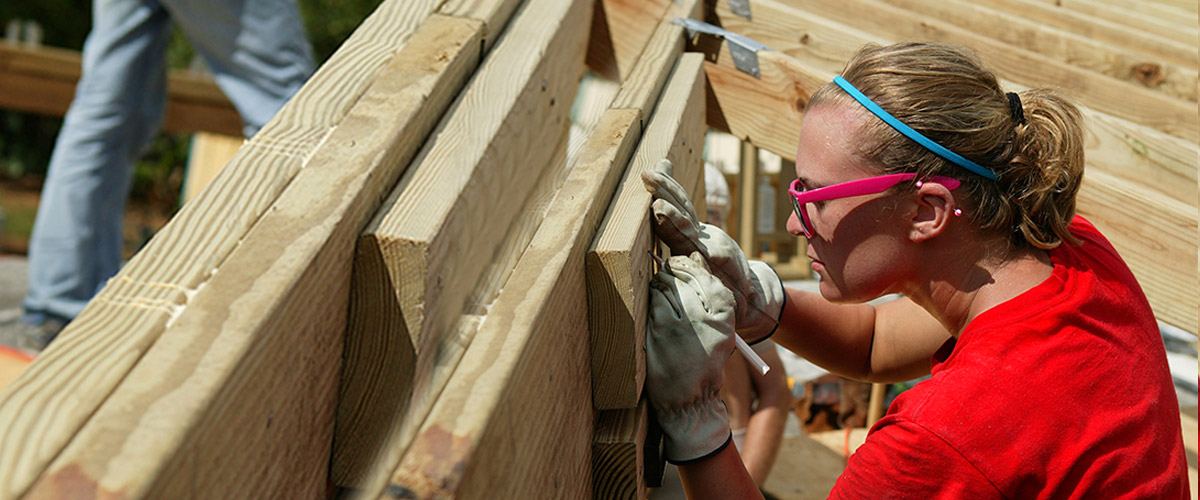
[643,42,1189,499]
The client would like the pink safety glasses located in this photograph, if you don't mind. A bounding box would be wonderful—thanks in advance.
[788,173,961,238]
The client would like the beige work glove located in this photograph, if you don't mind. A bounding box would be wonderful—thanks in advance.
[642,159,786,344]
[646,252,736,463]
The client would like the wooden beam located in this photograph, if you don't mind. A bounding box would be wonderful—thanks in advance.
[18,12,487,499]
[0,1,453,497]
[329,0,589,494]
[1075,169,1198,335]
[1032,0,1198,46]
[786,0,1199,142]
[0,44,242,136]
[586,0,672,82]
[592,399,650,500]
[378,54,694,500]
[588,53,707,411]
[871,0,1198,102]
[956,0,1199,69]
[694,37,828,163]
[610,0,704,116]
[182,132,243,204]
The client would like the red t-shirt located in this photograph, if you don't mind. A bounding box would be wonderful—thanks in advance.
[829,216,1190,499]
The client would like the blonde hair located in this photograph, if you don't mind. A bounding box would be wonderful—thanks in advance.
[809,43,1084,249]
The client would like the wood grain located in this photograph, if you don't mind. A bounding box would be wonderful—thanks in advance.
[871,0,1198,102]
[592,398,649,500]
[588,53,708,410]
[0,1,452,497]
[380,65,665,500]
[586,0,672,82]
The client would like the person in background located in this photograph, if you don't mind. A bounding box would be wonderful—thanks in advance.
[5,0,313,352]
[703,161,790,497]
[642,42,1188,499]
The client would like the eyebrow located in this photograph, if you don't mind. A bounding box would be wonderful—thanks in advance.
[795,175,824,189]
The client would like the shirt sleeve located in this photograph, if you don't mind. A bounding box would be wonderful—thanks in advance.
[828,419,1003,500]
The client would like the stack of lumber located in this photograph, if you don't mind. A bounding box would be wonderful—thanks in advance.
[0,0,1193,499]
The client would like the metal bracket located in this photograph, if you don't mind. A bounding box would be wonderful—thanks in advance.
[671,18,770,78]
[728,0,752,19]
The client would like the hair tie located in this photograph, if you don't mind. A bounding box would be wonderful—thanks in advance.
[1006,92,1025,125]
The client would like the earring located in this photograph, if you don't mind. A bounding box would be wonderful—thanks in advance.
[915,180,923,187]
[954,209,963,217]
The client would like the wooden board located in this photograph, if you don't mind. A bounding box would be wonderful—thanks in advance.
[1075,169,1198,334]
[786,0,1199,143]
[691,34,829,163]
[0,44,242,135]
[586,0,672,82]
[330,0,589,493]
[956,0,1199,69]
[588,53,708,410]
[593,399,650,500]
[378,56,679,500]
[0,1,450,497]
[182,132,243,204]
[611,0,704,117]
[1036,0,1198,46]
[872,0,1198,102]
[15,12,487,499]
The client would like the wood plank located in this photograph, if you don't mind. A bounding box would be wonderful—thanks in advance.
[1032,0,1198,46]
[610,0,704,116]
[787,0,1199,142]
[332,109,574,492]
[439,0,526,52]
[692,34,829,163]
[1075,169,1198,335]
[588,54,708,410]
[0,1,450,497]
[182,132,243,204]
[329,0,589,494]
[956,0,1198,69]
[14,13,486,499]
[593,399,650,500]
[0,44,242,135]
[378,61,688,500]
[586,0,672,82]
[871,0,1198,102]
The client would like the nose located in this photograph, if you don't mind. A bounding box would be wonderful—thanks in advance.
[786,210,805,237]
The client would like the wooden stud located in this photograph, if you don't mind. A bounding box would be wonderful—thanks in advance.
[377,61,692,500]
[588,53,708,410]
[870,0,1198,102]
[956,0,1198,69]
[586,0,672,82]
[329,0,589,492]
[592,399,650,500]
[0,1,461,496]
[182,132,243,204]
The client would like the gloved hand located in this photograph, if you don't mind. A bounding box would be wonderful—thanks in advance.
[641,159,786,343]
[646,252,736,463]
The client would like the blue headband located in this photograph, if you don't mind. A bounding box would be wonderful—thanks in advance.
[832,76,997,181]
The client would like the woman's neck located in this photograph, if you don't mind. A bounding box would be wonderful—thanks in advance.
[903,245,1053,337]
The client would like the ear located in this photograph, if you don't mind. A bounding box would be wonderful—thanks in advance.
[907,181,956,243]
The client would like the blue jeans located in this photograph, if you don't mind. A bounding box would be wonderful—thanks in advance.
[22,0,313,324]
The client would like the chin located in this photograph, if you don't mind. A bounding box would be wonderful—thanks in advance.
[817,275,886,304]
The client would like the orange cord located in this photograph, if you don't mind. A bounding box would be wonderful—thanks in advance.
[0,345,34,363]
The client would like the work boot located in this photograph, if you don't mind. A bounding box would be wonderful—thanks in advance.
[0,318,65,355]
